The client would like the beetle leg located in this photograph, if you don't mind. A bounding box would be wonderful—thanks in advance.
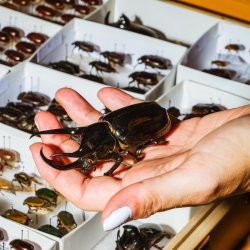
[30,127,86,138]
[103,153,123,176]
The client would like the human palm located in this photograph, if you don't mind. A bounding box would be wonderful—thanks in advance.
[30,87,250,213]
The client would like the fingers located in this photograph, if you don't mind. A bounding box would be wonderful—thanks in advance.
[30,142,122,210]
[98,87,143,111]
[101,155,218,231]
[55,88,101,126]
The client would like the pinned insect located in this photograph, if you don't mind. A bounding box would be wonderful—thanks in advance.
[31,102,178,176]
[12,172,43,190]
[89,61,116,74]
[137,55,172,70]
[0,31,10,44]
[211,60,229,67]
[2,27,24,39]
[116,225,172,250]
[4,50,25,63]
[57,211,77,233]
[0,148,20,170]
[36,188,58,206]
[225,43,245,52]
[2,209,31,225]
[16,41,36,55]
[27,32,48,45]
[36,5,58,17]
[129,71,159,88]
[18,91,51,107]
[38,224,63,238]
[73,4,92,15]
[23,196,52,214]
[202,68,236,80]
[105,12,158,38]
[0,177,15,194]
[9,239,34,250]
[49,61,80,75]
[72,41,100,54]
[101,51,130,66]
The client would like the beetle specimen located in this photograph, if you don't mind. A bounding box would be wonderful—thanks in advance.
[79,74,105,84]
[211,60,229,67]
[0,148,20,170]
[57,211,77,232]
[2,27,24,39]
[116,225,172,250]
[225,43,245,52]
[27,32,48,45]
[0,106,24,124]
[167,106,181,118]
[16,41,36,55]
[0,2,18,10]
[9,239,34,250]
[0,31,10,44]
[73,4,92,15]
[23,196,52,214]
[36,188,58,206]
[2,209,31,225]
[7,102,34,115]
[82,0,102,5]
[4,50,25,62]
[45,0,64,9]
[18,91,51,107]
[183,103,227,120]
[137,55,172,70]
[89,61,116,74]
[49,60,80,75]
[12,172,42,190]
[72,41,99,54]
[101,51,127,66]
[13,0,31,6]
[31,102,177,176]
[36,5,58,17]
[245,80,250,85]
[105,12,158,38]
[61,14,81,23]
[129,71,159,88]
[0,177,15,194]
[202,68,236,80]
[38,224,63,238]
[17,113,38,133]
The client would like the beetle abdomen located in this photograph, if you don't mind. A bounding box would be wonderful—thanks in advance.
[105,102,170,148]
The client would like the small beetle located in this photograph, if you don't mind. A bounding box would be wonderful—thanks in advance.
[72,41,99,53]
[211,60,229,67]
[82,0,102,5]
[203,68,236,80]
[49,60,80,75]
[45,0,64,9]
[16,41,36,54]
[31,102,178,176]
[89,61,116,74]
[2,26,24,39]
[36,188,58,206]
[38,224,63,238]
[4,50,25,62]
[2,209,31,225]
[0,2,18,10]
[129,71,159,87]
[23,196,52,214]
[57,211,77,232]
[0,148,20,169]
[225,44,245,52]
[9,239,34,250]
[27,32,48,45]
[73,4,92,15]
[100,51,126,66]
[12,172,42,190]
[18,91,51,107]
[137,55,172,70]
[0,31,10,43]
[0,177,15,194]
[36,5,58,17]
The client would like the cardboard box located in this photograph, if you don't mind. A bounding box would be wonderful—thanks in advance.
[32,18,186,100]
[179,22,250,99]
[88,0,221,46]
[175,0,250,23]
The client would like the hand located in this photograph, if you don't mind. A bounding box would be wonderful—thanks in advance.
[30,87,250,231]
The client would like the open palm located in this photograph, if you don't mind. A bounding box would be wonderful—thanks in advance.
[30,87,250,212]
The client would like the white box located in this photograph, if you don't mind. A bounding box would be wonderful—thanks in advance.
[88,0,221,46]
[0,216,56,250]
[32,18,186,100]
[156,80,250,113]
[179,22,250,99]
[0,6,61,72]
[0,124,107,250]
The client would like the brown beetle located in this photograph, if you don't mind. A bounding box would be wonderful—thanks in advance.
[45,0,64,9]
[0,2,18,10]
[61,14,80,23]
[36,5,57,17]
[63,0,75,5]
[211,60,229,67]
[2,26,24,39]
[129,71,159,87]
[13,0,31,6]
[225,43,245,52]
[27,32,48,45]
[0,31,10,43]
[73,4,92,15]
[89,61,116,74]
[4,50,25,62]
[16,41,36,54]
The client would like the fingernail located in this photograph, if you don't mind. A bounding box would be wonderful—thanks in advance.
[35,120,40,131]
[103,206,132,231]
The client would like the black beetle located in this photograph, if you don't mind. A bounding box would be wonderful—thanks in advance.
[72,41,99,53]
[129,71,159,88]
[9,239,34,250]
[49,60,80,75]
[137,55,172,70]
[31,102,178,176]
[105,12,158,38]
[89,61,116,74]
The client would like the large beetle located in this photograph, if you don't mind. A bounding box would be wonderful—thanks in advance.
[31,102,179,176]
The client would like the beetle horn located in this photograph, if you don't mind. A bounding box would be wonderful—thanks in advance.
[30,127,86,138]
[104,11,110,25]
[40,148,85,170]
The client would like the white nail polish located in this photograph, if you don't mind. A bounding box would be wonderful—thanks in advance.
[103,206,132,231]
[35,121,40,131]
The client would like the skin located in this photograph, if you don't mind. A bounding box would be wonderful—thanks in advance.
[30,87,250,225]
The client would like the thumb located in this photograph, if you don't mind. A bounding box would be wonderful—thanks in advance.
[102,159,217,231]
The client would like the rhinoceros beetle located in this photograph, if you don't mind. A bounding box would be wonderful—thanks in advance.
[31,102,179,176]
